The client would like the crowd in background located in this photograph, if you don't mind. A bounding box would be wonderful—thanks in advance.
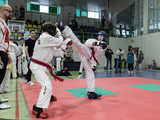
[104,45,144,74]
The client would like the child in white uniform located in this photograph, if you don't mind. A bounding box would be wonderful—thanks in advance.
[63,26,107,99]
[30,23,67,119]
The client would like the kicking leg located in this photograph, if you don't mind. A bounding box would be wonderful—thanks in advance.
[63,26,91,58]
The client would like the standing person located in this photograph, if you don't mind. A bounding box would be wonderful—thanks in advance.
[115,48,124,73]
[62,26,107,99]
[9,41,19,78]
[137,49,144,70]
[64,44,73,62]
[101,15,106,28]
[0,41,19,93]
[127,46,134,74]
[17,38,28,77]
[25,29,36,85]
[0,4,12,109]
[133,51,137,72]
[30,22,66,119]
[105,46,113,71]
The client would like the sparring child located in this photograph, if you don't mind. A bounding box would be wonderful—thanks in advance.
[62,26,107,99]
[30,22,66,119]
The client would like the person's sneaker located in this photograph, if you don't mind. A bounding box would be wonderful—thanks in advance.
[27,81,34,86]
[128,71,131,74]
[32,105,48,119]
[78,72,82,75]
[0,103,11,110]
[0,98,8,103]
[50,95,57,102]
[87,92,102,99]
[92,66,96,72]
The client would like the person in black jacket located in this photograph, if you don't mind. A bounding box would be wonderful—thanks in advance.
[105,46,113,71]
[25,29,36,85]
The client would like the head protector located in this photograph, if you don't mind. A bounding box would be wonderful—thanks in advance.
[98,31,106,41]
[41,22,56,36]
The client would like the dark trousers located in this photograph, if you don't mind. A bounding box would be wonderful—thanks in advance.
[115,59,122,73]
[0,51,8,85]
[25,59,32,82]
[128,64,134,71]
[106,58,112,70]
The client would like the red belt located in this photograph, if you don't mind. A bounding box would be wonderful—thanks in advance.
[90,48,99,65]
[31,58,64,82]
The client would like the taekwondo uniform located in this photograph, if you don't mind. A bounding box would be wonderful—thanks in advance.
[63,26,104,93]
[17,43,28,76]
[30,31,64,109]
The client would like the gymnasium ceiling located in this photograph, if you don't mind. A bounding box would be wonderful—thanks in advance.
[29,0,134,13]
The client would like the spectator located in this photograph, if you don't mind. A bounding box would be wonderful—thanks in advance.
[101,15,106,28]
[0,41,19,94]
[137,49,144,70]
[115,48,124,73]
[8,41,19,78]
[64,44,74,62]
[17,38,28,77]
[25,29,36,85]
[71,19,78,30]
[127,46,134,74]
[105,46,113,71]
[134,51,137,72]
[55,21,64,31]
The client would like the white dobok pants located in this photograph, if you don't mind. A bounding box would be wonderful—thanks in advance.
[63,26,95,92]
[30,62,52,108]
[0,67,10,92]
[18,56,28,75]
[56,57,62,72]
[10,53,17,78]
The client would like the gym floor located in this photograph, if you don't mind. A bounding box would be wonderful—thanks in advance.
[0,68,160,120]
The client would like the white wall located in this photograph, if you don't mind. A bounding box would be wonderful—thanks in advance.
[72,37,132,67]
[132,32,160,66]
[72,32,160,68]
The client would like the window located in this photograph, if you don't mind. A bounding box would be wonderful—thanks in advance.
[94,12,99,19]
[27,2,31,11]
[88,11,99,19]
[76,9,80,17]
[126,31,130,35]
[57,7,61,15]
[30,4,40,12]
[40,5,48,13]
[27,2,61,15]
[116,29,120,35]
[122,30,126,36]
[0,0,7,5]
[81,11,87,17]
[49,6,57,14]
